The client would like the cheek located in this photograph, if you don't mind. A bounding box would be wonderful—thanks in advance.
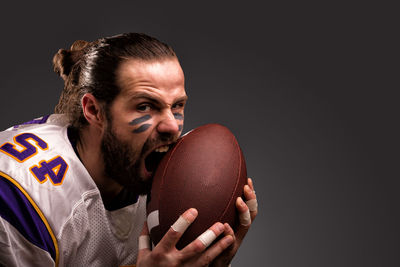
[133,124,152,133]
[130,115,154,134]
[173,113,184,120]
[173,113,184,132]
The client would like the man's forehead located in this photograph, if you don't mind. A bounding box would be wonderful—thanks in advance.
[116,58,186,101]
[117,58,184,85]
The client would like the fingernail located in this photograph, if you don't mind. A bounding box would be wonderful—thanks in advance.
[217,223,224,232]
[245,185,252,194]
[237,197,245,207]
[189,208,198,217]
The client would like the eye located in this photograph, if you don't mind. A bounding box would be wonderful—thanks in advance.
[172,102,185,110]
[137,103,152,112]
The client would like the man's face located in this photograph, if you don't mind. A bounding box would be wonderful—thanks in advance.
[101,58,187,195]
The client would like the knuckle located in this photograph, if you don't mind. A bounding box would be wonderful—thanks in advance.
[200,254,213,266]
[213,222,224,234]
[150,250,165,261]
[193,239,206,252]
[216,240,227,251]
[150,250,179,266]
[169,228,181,238]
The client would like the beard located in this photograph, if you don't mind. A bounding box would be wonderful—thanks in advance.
[101,124,153,196]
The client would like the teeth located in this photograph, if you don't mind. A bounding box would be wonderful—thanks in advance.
[154,145,169,153]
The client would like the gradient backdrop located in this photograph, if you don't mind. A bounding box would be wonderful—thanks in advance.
[0,1,398,266]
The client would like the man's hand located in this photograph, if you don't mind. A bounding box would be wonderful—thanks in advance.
[137,177,258,267]
[137,208,235,266]
[210,178,258,267]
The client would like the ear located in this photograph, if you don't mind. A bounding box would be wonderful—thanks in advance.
[81,93,106,129]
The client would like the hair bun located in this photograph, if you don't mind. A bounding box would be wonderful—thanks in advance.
[53,40,90,81]
[70,40,90,51]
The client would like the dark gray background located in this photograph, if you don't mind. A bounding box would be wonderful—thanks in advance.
[0,1,398,266]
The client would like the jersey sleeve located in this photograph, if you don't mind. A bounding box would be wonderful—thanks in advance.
[0,171,58,266]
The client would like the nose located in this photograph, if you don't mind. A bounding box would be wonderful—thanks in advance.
[157,110,180,137]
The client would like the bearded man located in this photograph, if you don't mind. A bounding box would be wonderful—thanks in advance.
[0,33,257,266]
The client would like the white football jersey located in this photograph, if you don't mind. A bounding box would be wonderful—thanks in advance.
[0,114,146,267]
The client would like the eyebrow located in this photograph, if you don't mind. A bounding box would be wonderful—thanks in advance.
[127,92,188,106]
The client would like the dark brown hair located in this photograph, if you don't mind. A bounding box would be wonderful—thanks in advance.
[53,33,177,130]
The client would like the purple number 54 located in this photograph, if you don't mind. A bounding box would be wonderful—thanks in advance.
[0,132,69,186]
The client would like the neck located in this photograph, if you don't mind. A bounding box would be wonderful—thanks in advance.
[76,126,123,204]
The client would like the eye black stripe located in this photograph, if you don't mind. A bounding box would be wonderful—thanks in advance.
[173,113,184,120]
[129,115,152,125]
[178,125,183,131]
[133,124,152,133]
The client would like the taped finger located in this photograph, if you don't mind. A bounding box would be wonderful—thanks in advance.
[171,215,191,233]
[197,229,217,248]
[138,235,151,250]
[239,209,251,226]
[246,198,258,212]
[158,209,198,250]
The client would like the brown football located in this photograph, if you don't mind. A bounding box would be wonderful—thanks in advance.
[146,124,247,250]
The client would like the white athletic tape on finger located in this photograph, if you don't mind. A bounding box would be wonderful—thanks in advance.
[171,215,191,233]
[239,209,251,226]
[246,199,258,212]
[147,210,159,233]
[138,235,151,250]
[197,229,217,247]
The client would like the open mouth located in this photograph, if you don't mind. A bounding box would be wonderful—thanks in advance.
[144,145,170,175]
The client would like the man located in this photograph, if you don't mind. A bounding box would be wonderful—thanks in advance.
[0,33,257,266]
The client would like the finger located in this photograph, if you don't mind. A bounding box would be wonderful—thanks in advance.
[223,222,235,239]
[141,221,150,236]
[196,224,235,266]
[139,235,151,250]
[247,177,255,193]
[237,197,251,227]
[180,222,228,259]
[212,223,237,262]
[222,222,236,249]
[235,197,252,240]
[157,208,198,251]
[244,184,258,220]
[201,235,234,265]
[244,184,256,201]
[137,223,151,260]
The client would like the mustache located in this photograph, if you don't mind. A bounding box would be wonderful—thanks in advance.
[141,134,178,155]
